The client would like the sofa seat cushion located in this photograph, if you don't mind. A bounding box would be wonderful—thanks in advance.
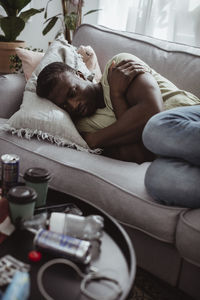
[0,118,186,244]
[176,209,200,267]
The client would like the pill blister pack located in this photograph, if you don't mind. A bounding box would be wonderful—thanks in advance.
[0,255,30,286]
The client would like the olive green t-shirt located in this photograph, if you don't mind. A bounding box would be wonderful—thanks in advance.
[76,53,200,133]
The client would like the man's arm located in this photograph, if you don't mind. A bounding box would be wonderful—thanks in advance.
[108,59,149,118]
[83,62,163,149]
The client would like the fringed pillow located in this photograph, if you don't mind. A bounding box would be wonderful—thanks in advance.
[3,34,100,154]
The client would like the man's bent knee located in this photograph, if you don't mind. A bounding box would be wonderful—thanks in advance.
[142,111,169,154]
[145,157,200,208]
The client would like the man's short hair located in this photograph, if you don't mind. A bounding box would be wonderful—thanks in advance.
[36,62,75,99]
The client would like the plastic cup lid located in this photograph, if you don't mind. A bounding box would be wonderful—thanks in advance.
[23,168,51,183]
[8,186,37,204]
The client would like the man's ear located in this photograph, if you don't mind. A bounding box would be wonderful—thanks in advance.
[75,70,86,80]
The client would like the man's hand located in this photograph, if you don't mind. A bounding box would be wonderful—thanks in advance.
[108,59,148,97]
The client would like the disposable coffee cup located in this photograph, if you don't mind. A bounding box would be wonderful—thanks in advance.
[23,168,51,207]
[8,186,37,224]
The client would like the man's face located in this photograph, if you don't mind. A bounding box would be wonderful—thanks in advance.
[49,71,97,118]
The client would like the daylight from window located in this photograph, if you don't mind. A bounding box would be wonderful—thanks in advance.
[98,0,200,47]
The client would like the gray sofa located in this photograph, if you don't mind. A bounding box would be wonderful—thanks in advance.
[1,24,200,299]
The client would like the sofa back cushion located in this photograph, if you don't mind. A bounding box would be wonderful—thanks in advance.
[73,24,200,99]
[0,74,26,119]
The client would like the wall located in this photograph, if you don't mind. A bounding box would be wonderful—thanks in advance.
[0,0,100,51]
[18,0,63,51]
[82,0,100,26]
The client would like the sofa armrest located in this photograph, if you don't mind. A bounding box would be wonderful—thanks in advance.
[0,74,26,119]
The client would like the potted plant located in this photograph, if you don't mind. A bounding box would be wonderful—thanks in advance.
[0,0,44,73]
[43,0,100,44]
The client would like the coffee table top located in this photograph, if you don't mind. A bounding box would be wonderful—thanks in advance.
[0,188,136,300]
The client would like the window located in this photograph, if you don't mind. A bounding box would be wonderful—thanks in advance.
[97,0,200,47]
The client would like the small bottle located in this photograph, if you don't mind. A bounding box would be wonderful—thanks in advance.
[49,213,104,240]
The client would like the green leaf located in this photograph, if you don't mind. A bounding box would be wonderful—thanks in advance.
[0,16,25,41]
[19,8,44,23]
[44,0,53,19]
[44,13,61,24]
[83,9,101,17]
[0,0,33,16]
[64,12,78,31]
[7,0,31,13]
[0,0,16,16]
[42,16,58,35]
[0,34,6,41]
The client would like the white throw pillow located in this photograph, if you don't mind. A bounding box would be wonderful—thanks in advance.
[3,34,100,153]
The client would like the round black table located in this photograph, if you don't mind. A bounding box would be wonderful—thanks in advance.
[0,188,136,300]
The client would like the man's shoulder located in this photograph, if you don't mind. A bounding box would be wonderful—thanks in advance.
[111,53,143,64]
[101,53,149,83]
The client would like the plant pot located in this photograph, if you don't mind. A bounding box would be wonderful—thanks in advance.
[0,41,26,74]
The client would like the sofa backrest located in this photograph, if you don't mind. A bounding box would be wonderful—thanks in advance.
[0,74,26,119]
[73,24,200,98]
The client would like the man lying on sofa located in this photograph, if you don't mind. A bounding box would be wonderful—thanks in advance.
[36,53,200,163]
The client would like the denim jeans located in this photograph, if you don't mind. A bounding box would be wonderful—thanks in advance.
[142,105,200,208]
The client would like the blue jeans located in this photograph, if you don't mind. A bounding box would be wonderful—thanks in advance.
[142,105,200,208]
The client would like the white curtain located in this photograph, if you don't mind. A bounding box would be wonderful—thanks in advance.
[98,0,200,47]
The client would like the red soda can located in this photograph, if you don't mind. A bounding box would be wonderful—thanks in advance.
[1,154,20,196]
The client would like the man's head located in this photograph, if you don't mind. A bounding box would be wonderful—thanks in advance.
[36,62,98,118]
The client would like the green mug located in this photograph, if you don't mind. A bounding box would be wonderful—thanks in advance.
[8,186,37,224]
[23,168,51,207]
